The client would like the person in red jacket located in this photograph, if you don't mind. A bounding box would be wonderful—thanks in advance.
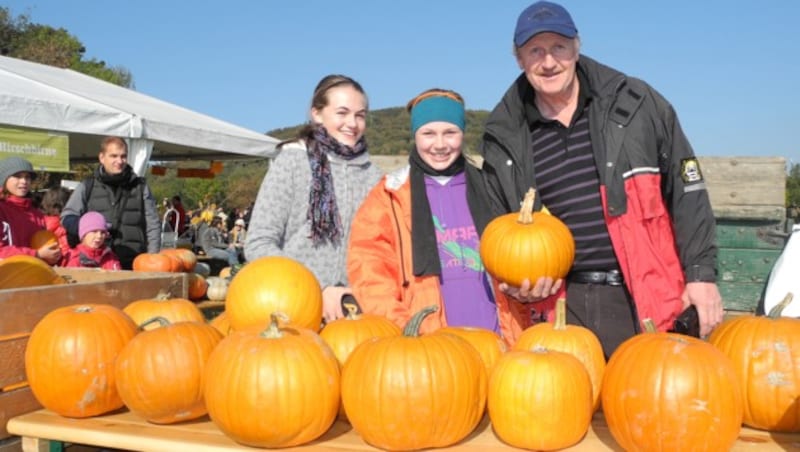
[479,1,722,357]
[168,195,187,235]
[39,187,72,258]
[0,156,61,264]
[63,211,121,270]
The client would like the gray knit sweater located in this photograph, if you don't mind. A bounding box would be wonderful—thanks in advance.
[244,141,383,288]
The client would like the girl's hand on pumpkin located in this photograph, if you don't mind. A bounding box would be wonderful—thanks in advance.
[36,243,61,265]
[322,286,351,323]
[500,277,562,303]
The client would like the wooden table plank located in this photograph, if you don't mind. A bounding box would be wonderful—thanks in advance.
[8,409,800,451]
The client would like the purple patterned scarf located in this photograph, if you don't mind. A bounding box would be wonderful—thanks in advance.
[307,125,367,245]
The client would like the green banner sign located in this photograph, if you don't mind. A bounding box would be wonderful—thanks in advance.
[0,126,69,172]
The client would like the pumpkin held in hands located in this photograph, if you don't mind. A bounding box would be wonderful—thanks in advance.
[479,188,574,287]
[29,229,58,249]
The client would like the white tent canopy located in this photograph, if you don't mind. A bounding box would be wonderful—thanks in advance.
[0,55,284,174]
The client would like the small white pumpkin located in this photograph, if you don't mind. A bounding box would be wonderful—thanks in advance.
[205,277,229,302]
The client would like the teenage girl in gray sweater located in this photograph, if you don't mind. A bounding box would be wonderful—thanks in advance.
[245,74,382,323]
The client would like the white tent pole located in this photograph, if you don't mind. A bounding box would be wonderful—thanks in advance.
[127,138,153,176]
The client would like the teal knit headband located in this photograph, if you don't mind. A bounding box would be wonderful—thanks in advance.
[410,96,465,135]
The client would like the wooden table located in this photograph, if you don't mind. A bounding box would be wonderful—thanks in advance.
[8,409,800,451]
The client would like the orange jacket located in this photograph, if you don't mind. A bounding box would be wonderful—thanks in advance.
[347,166,547,347]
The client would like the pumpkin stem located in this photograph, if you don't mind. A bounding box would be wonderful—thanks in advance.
[139,316,171,330]
[517,188,537,224]
[641,318,657,333]
[553,298,567,330]
[154,290,171,301]
[767,292,794,318]
[261,312,290,339]
[403,306,439,337]
[74,305,94,313]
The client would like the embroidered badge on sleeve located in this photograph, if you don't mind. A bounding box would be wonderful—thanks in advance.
[680,158,704,184]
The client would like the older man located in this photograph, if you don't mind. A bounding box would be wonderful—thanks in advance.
[479,1,722,357]
[62,136,160,269]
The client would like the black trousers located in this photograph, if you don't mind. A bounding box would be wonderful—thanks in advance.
[565,282,640,360]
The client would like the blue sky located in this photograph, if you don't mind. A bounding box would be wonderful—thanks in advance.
[5,0,799,165]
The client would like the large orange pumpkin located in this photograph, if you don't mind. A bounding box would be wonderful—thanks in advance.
[434,326,507,377]
[479,188,574,286]
[160,248,197,273]
[123,291,205,329]
[514,298,605,411]
[0,255,66,289]
[29,229,58,249]
[115,317,222,424]
[489,348,592,450]
[209,311,232,336]
[320,299,401,419]
[225,256,323,332]
[319,300,401,366]
[186,273,208,300]
[204,312,340,448]
[709,293,800,432]
[25,304,138,417]
[341,306,486,451]
[602,320,743,451]
[132,253,183,273]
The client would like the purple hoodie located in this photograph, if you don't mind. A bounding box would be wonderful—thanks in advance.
[425,172,498,332]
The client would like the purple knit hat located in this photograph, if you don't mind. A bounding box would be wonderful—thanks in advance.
[79,211,109,240]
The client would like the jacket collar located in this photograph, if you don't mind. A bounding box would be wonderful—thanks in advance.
[2,194,32,209]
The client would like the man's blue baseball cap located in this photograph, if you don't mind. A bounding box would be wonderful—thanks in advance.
[514,1,578,47]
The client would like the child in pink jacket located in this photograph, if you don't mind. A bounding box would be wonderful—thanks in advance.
[63,211,121,270]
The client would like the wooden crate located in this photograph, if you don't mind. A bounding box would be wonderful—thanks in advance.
[0,268,187,439]
[699,156,788,312]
